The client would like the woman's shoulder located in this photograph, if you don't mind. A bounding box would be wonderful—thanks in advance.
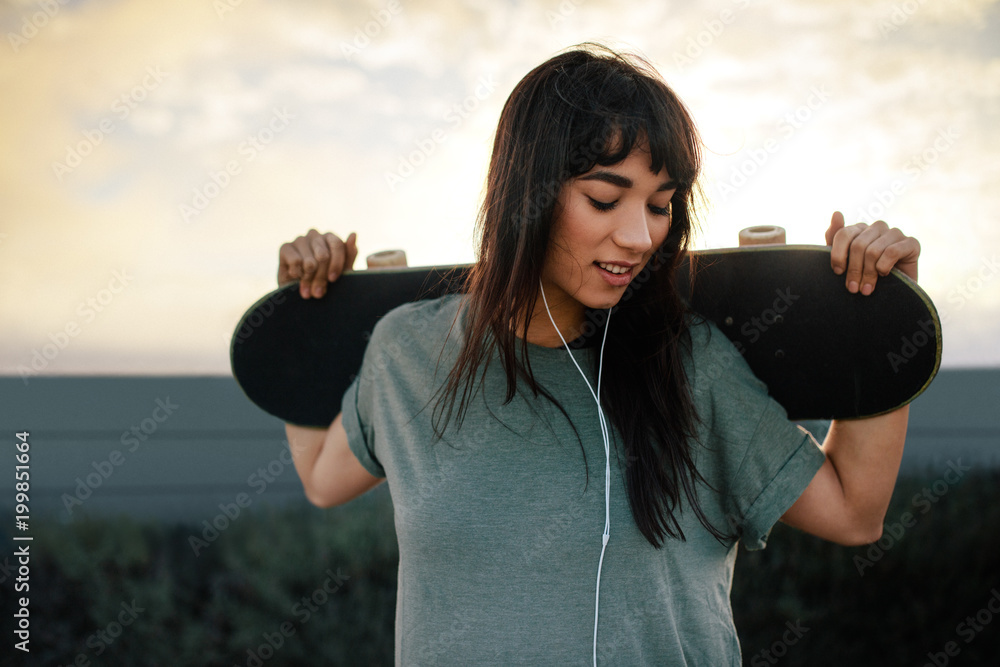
[682,313,760,393]
[368,293,466,348]
[683,313,743,361]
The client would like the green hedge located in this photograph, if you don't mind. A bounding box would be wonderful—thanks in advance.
[4,492,399,667]
[4,470,998,666]
[733,468,1000,666]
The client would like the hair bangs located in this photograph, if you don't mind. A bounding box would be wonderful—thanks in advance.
[554,56,700,191]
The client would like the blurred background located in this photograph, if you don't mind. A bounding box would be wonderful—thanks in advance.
[0,0,998,373]
[1,0,998,665]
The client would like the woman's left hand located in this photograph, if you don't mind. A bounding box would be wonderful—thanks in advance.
[825,211,921,293]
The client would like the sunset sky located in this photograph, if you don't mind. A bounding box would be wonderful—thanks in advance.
[1,0,998,376]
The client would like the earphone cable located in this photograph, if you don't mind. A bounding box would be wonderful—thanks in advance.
[538,280,612,667]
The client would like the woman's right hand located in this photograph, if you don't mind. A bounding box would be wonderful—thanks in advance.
[278,229,358,299]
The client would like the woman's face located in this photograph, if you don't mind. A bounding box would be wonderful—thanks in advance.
[540,147,677,318]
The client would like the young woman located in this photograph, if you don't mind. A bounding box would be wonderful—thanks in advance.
[279,45,920,665]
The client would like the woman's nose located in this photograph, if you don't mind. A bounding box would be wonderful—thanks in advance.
[612,207,653,253]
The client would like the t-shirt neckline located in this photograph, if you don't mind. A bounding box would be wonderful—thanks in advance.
[452,294,600,357]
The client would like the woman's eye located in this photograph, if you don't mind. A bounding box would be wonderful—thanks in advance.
[588,197,617,211]
[649,204,671,217]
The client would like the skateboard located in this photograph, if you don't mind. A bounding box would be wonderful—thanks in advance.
[230,245,942,427]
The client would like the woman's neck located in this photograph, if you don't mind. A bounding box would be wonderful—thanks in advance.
[521,291,586,348]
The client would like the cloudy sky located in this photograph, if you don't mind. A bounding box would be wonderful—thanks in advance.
[1,0,998,376]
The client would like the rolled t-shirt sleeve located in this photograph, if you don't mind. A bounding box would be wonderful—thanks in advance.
[340,372,385,478]
[691,321,826,551]
[732,415,825,551]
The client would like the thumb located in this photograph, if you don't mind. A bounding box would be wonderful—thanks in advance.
[825,211,845,246]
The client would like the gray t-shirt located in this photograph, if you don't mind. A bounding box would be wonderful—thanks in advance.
[341,294,825,666]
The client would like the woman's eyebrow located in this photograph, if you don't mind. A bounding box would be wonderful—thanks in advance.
[578,171,677,191]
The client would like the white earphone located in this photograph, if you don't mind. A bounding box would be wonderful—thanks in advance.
[539,280,612,667]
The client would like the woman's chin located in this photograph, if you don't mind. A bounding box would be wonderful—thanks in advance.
[582,291,625,311]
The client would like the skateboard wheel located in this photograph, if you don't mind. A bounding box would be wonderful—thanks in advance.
[367,249,408,270]
[739,226,786,246]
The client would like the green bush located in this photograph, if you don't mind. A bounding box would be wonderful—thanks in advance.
[4,489,398,667]
[3,471,998,666]
[734,468,1000,666]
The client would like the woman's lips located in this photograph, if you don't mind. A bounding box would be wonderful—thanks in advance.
[594,261,634,286]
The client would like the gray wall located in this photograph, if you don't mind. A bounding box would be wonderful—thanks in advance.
[1,370,997,524]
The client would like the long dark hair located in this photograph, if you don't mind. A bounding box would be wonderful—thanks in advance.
[432,44,728,547]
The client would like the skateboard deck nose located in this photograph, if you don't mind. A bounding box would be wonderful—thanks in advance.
[679,246,941,421]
